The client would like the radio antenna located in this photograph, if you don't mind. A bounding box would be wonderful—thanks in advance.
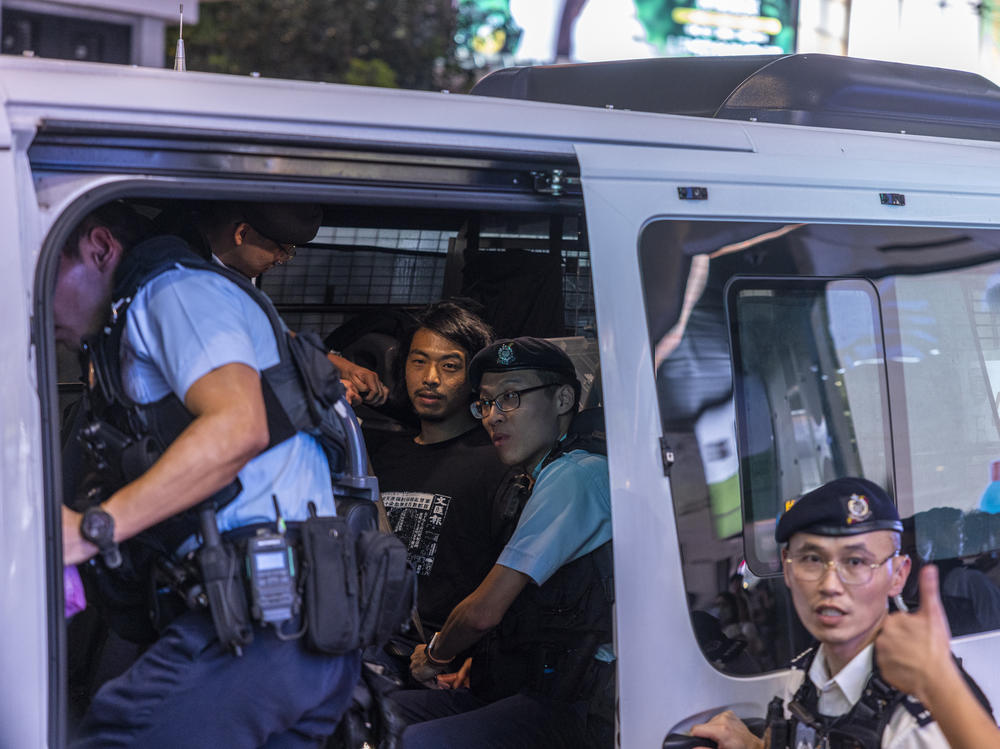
[173,3,186,72]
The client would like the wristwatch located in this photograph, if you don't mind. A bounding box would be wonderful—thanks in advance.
[80,506,122,569]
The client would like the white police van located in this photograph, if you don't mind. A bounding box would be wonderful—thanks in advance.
[5,51,1000,747]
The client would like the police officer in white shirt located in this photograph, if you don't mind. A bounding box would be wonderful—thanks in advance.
[691,477,952,749]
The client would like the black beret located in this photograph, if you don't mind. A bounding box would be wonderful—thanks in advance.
[469,337,580,393]
[775,477,902,543]
[240,202,323,246]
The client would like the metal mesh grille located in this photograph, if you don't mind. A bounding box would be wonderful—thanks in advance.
[261,227,451,334]
[261,224,595,338]
[563,248,596,337]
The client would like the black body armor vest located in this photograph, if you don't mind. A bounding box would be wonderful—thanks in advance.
[74,235,348,638]
[782,646,933,749]
[471,410,614,704]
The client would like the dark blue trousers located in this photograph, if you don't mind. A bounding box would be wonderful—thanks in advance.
[390,687,590,749]
[72,610,360,749]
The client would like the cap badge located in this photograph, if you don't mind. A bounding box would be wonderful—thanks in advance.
[784,498,797,512]
[497,343,515,366]
[846,493,872,524]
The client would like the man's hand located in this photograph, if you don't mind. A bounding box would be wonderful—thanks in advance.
[340,379,363,407]
[690,711,764,749]
[875,565,952,704]
[410,642,453,685]
[437,657,473,690]
[328,354,389,406]
[875,563,1000,749]
[62,505,98,565]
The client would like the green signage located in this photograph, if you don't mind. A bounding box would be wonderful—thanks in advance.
[456,0,797,67]
[637,0,797,56]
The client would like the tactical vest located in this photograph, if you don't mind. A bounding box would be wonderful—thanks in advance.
[782,646,933,749]
[75,235,348,637]
[471,413,615,705]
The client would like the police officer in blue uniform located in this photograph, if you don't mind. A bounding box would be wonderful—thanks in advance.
[56,205,360,748]
[390,337,614,749]
[155,199,389,407]
[692,477,953,749]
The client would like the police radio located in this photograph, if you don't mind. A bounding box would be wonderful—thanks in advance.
[245,495,301,630]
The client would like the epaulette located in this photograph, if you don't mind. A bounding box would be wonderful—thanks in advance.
[899,695,934,727]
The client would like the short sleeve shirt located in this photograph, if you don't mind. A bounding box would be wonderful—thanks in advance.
[496,448,611,586]
[120,265,335,534]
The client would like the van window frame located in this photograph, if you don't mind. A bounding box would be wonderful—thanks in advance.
[724,275,896,577]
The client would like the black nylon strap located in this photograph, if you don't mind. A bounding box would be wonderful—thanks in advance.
[787,647,918,749]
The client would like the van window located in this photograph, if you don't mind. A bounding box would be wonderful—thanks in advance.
[726,277,892,576]
[640,220,1000,674]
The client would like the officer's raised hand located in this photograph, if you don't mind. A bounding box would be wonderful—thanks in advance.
[875,564,951,703]
[690,710,764,749]
[875,563,1000,749]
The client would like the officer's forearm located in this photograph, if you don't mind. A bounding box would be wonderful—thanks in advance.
[431,564,531,661]
[433,599,497,661]
[919,660,1000,749]
[103,363,269,544]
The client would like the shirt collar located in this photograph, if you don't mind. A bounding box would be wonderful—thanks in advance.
[808,643,874,708]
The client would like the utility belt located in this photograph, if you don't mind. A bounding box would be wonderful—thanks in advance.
[158,500,415,657]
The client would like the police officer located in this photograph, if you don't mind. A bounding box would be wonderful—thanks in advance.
[158,200,389,406]
[390,337,614,749]
[691,477,951,749]
[57,206,360,747]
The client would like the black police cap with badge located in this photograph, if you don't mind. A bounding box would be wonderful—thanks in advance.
[469,337,581,398]
[775,476,903,544]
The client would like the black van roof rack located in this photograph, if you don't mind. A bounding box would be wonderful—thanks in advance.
[470,53,1000,143]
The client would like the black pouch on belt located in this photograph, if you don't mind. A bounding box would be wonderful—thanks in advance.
[301,513,360,654]
[356,529,416,648]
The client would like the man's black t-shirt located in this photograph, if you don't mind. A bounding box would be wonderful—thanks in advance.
[368,426,510,630]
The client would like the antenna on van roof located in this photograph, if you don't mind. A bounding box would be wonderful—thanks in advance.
[173,4,186,72]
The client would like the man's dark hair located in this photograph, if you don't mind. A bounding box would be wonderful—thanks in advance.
[390,299,495,405]
[62,201,153,258]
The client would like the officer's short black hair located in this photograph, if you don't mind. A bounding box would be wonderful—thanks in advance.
[775,476,903,544]
[62,201,153,258]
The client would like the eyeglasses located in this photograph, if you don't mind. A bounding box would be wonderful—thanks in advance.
[470,383,556,419]
[784,550,902,586]
[247,223,297,265]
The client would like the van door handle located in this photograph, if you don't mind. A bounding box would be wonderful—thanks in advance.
[662,734,718,748]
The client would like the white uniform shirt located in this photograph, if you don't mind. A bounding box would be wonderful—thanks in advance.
[779,644,950,749]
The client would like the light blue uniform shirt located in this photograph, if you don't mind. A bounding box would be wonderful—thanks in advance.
[120,265,335,539]
[497,448,611,585]
[496,447,614,661]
